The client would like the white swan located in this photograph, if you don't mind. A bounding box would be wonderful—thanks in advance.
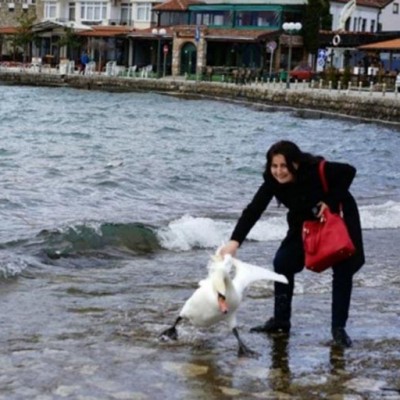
[160,253,288,356]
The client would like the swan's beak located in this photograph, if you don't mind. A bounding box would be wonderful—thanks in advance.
[218,293,228,314]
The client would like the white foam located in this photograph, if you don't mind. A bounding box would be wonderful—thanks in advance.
[156,214,286,251]
[157,215,227,251]
[360,201,400,229]
[157,200,400,252]
[0,253,28,278]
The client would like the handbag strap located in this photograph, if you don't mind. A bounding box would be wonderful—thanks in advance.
[318,159,344,215]
[318,160,328,193]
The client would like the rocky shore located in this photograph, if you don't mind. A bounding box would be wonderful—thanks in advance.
[1,70,400,127]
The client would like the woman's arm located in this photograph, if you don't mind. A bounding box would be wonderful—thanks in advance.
[229,181,274,247]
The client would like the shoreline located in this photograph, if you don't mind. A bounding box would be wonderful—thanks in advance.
[1,70,400,129]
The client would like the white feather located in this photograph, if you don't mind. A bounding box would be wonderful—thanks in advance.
[178,252,287,330]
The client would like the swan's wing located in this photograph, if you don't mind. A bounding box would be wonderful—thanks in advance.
[232,257,288,294]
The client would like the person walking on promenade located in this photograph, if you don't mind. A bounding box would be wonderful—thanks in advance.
[219,140,365,347]
[80,50,89,74]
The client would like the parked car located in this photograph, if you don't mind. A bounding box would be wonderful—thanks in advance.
[396,73,400,93]
[290,64,314,81]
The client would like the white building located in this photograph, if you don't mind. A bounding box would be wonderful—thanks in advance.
[379,0,400,31]
[330,0,398,32]
[40,0,158,29]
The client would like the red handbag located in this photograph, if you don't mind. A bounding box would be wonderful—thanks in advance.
[302,161,356,273]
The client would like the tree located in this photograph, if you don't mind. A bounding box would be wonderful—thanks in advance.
[56,27,81,60]
[10,14,37,63]
[302,0,331,58]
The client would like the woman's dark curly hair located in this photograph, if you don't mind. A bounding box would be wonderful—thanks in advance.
[263,140,320,180]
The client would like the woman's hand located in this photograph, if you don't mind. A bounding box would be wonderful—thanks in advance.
[218,240,240,257]
[316,201,329,219]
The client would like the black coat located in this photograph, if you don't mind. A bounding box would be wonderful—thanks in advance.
[231,160,365,271]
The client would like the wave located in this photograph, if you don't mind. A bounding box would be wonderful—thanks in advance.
[156,214,286,251]
[0,201,398,263]
[359,201,400,229]
[36,222,161,259]
[157,202,400,251]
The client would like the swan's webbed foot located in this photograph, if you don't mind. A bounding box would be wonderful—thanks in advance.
[160,326,178,341]
[233,327,259,358]
[160,316,182,341]
[238,342,259,358]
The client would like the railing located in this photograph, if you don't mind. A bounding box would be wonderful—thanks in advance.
[108,19,134,26]
[0,62,398,99]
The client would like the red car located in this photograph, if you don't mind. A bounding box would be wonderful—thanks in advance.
[290,64,314,81]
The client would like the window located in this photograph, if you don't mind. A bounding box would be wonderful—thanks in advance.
[44,1,56,19]
[236,11,279,28]
[69,2,75,21]
[345,17,351,30]
[136,3,150,21]
[361,18,366,32]
[255,11,279,27]
[393,3,399,13]
[370,19,375,32]
[81,1,107,21]
[121,3,132,24]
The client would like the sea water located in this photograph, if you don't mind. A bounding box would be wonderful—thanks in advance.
[0,85,399,399]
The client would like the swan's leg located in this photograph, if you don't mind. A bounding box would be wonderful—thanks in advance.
[160,316,182,341]
[232,327,259,358]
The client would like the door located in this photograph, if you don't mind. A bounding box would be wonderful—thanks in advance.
[180,42,197,75]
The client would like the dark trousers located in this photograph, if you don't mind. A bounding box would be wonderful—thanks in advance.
[273,231,356,329]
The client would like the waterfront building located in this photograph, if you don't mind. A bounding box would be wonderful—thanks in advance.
[1,0,399,77]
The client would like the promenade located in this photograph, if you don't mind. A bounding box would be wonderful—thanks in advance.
[1,65,400,126]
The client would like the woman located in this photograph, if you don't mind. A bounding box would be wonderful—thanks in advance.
[220,140,364,347]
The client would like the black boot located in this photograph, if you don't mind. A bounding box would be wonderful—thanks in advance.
[250,317,291,334]
[332,327,352,348]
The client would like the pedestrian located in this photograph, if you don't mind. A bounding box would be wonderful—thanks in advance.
[80,50,89,74]
[219,140,364,347]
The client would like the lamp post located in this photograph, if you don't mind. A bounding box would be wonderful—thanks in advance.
[151,27,166,78]
[282,22,302,89]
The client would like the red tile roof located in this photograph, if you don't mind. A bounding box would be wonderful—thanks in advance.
[171,25,278,41]
[78,25,133,37]
[359,38,400,50]
[0,27,18,34]
[153,0,204,11]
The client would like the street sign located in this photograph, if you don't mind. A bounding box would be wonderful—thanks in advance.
[195,25,200,43]
[266,41,277,53]
[316,48,327,72]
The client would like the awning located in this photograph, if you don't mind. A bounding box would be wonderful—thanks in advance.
[358,38,400,51]
[127,27,173,39]
[33,20,93,33]
[204,28,278,42]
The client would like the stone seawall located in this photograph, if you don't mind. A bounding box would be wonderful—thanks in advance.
[1,71,400,127]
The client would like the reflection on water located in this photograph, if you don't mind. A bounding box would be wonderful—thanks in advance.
[268,335,291,392]
[330,345,346,375]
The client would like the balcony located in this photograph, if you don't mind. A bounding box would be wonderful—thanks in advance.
[108,19,134,26]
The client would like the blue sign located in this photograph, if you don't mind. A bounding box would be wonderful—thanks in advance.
[195,25,200,43]
[318,49,327,59]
